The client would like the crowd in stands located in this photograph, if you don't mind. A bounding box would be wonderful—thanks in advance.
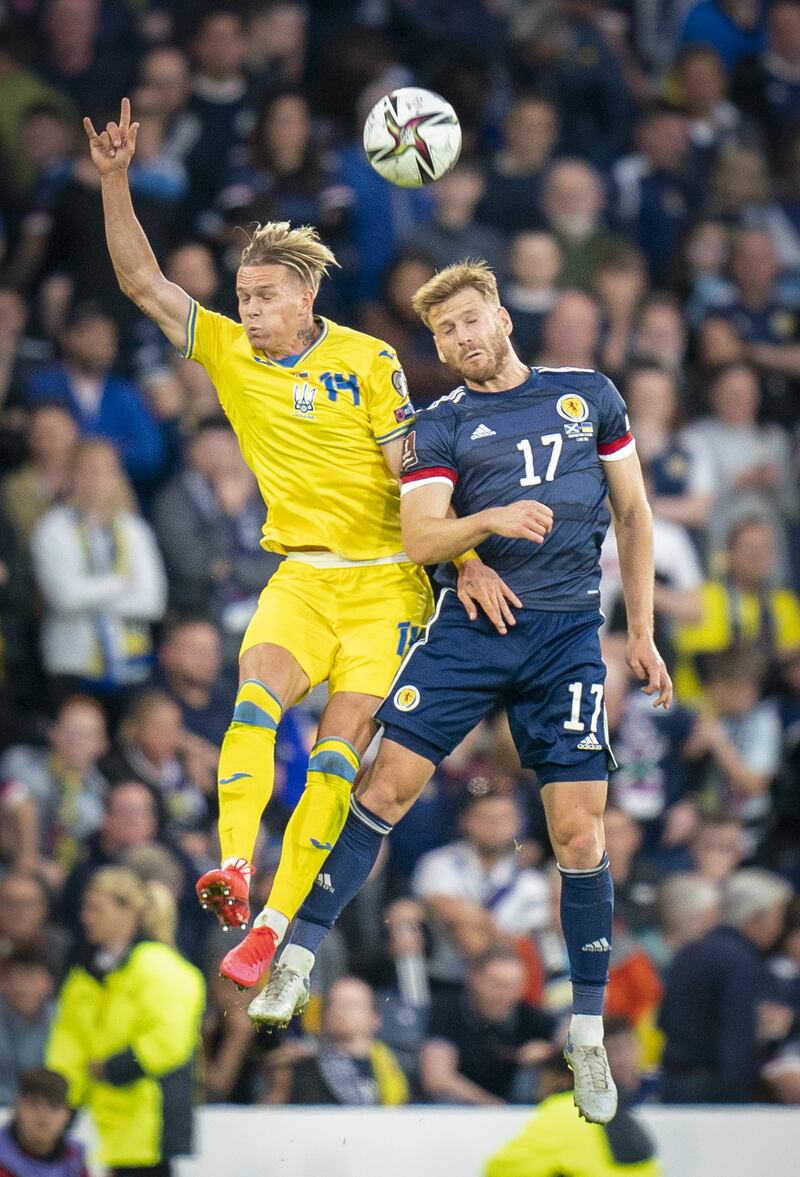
[1,0,800,1125]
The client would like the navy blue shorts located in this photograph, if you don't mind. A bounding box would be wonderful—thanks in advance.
[376,589,616,786]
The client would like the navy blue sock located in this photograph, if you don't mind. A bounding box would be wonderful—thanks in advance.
[291,796,392,956]
[558,852,613,1017]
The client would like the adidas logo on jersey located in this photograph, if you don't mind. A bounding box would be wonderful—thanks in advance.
[581,937,611,953]
[576,732,603,751]
[316,872,334,893]
[470,423,497,440]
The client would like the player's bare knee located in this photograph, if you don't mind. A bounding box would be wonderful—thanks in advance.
[359,772,419,825]
[553,824,605,871]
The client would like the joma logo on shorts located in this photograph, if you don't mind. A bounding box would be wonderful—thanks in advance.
[396,621,423,655]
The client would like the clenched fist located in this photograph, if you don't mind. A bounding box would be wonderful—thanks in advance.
[484,500,554,544]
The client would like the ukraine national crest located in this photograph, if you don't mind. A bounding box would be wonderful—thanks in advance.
[293,381,316,419]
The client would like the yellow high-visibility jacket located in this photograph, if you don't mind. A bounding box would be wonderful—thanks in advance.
[484,1092,662,1177]
[47,940,205,1167]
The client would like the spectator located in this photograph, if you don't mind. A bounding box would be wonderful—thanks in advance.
[0,1066,88,1177]
[358,252,452,406]
[0,950,55,1106]
[244,1,309,93]
[25,303,165,487]
[593,245,648,380]
[58,778,204,966]
[101,690,212,838]
[677,44,750,177]
[0,694,108,882]
[540,160,624,291]
[613,104,698,285]
[479,94,559,236]
[484,1024,661,1177]
[655,872,721,962]
[734,0,800,162]
[404,162,507,279]
[374,899,432,1086]
[420,947,556,1105]
[185,8,256,230]
[602,642,700,862]
[660,868,792,1102]
[503,232,562,365]
[200,969,259,1105]
[47,866,205,1175]
[150,616,230,748]
[0,288,48,478]
[538,291,602,370]
[623,365,713,532]
[687,645,782,854]
[36,0,135,115]
[0,27,76,194]
[270,976,409,1106]
[153,430,273,663]
[510,3,633,167]
[31,440,167,707]
[711,228,800,421]
[2,403,77,546]
[214,90,351,276]
[0,874,71,984]
[681,364,799,561]
[675,516,800,700]
[136,45,195,170]
[631,293,688,376]
[412,791,550,986]
[687,813,748,883]
[603,806,662,935]
[679,0,765,73]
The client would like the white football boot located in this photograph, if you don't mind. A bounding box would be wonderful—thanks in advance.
[248,961,311,1030]
[564,1037,618,1123]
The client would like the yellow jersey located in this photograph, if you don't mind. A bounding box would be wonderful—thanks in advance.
[181,301,415,559]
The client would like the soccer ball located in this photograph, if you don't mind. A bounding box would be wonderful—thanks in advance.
[363,87,462,189]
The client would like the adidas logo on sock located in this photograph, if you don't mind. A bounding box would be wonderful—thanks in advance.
[576,733,603,751]
[581,937,611,952]
[470,423,497,440]
[316,872,334,893]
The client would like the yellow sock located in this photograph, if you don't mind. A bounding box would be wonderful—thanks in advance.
[217,679,282,865]
[266,737,360,919]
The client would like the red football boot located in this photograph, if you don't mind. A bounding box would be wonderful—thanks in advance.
[219,925,279,989]
[195,866,251,930]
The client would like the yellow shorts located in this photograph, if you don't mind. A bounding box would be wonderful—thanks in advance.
[240,559,433,698]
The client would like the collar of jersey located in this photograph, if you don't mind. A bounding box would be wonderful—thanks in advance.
[253,316,329,368]
[463,366,538,402]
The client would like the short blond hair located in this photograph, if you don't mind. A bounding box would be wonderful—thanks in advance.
[411,259,500,328]
[239,221,339,294]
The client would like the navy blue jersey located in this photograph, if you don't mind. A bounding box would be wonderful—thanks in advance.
[400,366,634,610]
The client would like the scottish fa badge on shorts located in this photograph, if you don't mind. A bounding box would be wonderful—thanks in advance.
[293,381,317,419]
[394,685,420,711]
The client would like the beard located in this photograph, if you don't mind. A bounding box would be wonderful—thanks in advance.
[448,321,510,385]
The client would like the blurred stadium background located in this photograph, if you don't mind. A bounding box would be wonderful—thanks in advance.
[1,0,800,1173]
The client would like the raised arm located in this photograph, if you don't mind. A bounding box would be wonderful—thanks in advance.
[83,98,190,349]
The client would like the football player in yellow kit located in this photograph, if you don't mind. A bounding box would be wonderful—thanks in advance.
[84,99,518,989]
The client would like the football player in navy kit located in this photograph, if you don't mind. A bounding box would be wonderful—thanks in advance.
[249,260,672,1124]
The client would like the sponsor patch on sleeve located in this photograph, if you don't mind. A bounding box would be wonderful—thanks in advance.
[394,403,415,423]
